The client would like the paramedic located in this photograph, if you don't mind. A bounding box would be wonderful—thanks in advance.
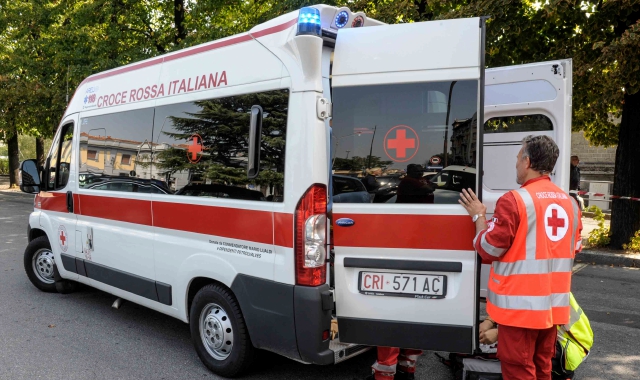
[458,135,582,380]
[396,164,435,203]
[366,347,423,380]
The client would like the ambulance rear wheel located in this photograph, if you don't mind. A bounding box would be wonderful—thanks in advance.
[24,236,57,293]
[190,284,255,378]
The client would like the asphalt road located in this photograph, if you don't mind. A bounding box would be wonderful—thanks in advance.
[1,191,639,380]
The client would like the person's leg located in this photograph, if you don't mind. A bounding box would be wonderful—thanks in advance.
[533,326,557,380]
[371,347,400,380]
[497,324,537,380]
[397,349,423,379]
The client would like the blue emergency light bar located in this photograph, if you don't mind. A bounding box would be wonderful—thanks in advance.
[297,7,322,37]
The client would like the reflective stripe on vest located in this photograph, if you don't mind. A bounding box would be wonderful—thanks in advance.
[488,292,570,311]
[487,178,579,329]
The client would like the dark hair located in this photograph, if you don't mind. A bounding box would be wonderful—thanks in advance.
[521,135,559,174]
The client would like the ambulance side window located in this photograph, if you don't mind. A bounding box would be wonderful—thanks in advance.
[45,122,74,191]
[152,89,289,202]
[78,109,156,191]
[482,114,553,191]
[484,114,553,134]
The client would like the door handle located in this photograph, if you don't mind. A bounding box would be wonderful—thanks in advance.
[66,191,74,213]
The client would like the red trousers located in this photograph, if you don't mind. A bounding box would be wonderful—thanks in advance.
[371,347,423,380]
[498,324,556,380]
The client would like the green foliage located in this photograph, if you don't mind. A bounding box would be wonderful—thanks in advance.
[157,89,289,188]
[586,205,611,248]
[622,230,640,252]
[0,158,7,175]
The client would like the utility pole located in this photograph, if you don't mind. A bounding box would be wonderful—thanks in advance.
[443,81,457,167]
[367,125,377,169]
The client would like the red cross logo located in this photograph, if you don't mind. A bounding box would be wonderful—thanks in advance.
[187,134,205,163]
[547,208,566,236]
[57,225,68,252]
[544,204,569,242]
[383,125,420,162]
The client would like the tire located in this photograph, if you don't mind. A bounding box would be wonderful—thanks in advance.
[190,284,255,378]
[24,236,57,292]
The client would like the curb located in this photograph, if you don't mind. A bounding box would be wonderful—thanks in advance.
[576,249,640,268]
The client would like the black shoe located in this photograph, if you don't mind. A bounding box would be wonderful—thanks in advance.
[394,371,415,380]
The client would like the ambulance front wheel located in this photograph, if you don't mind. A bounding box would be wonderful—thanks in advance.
[23,236,57,293]
[190,284,255,378]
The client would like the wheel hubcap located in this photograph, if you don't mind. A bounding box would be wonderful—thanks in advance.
[32,249,55,284]
[199,303,234,360]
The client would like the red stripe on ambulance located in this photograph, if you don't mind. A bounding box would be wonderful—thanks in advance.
[332,214,475,250]
[153,201,274,246]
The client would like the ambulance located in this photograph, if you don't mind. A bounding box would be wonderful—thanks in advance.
[18,4,572,377]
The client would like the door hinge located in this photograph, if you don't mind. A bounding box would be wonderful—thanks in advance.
[317,97,332,120]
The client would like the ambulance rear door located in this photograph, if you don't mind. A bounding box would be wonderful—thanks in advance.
[331,18,486,353]
[479,60,573,297]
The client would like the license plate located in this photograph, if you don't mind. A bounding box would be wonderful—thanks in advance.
[358,271,447,299]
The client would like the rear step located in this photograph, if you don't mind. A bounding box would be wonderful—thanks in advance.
[330,339,371,363]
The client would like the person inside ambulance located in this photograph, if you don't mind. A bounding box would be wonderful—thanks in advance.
[479,292,594,380]
[396,164,435,203]
[458,135,583,380]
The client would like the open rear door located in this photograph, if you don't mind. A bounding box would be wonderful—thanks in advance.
[479,60,573,297]
[331,18,486,353]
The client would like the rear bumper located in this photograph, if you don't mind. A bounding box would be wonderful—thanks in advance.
[231,275,334,364]
[338,317,473,354]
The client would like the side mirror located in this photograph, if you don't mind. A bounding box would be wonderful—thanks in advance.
[247,105,263,179]
[19,159,41,194]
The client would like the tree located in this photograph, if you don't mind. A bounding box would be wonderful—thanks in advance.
[156,90,290,190]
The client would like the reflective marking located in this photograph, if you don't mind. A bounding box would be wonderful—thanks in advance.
[567,304,583,329]
[372,362,397,373]
[552,292,570,307]
[515,188,537,260]
[473,230,481,247]
[481,233,506,257]
[488,292,570,310]
[492,258,573,276]
[570,197,579,253]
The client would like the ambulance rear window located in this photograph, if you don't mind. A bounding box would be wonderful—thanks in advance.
[331,80,479,205]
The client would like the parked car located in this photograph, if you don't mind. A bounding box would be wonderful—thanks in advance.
[83,175,171,194]
[175,183,266,201]
[385,165,477,204]
[333,175,372,203]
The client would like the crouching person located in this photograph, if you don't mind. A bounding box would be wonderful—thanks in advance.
[366,347,423,380]
[480,293,594,380]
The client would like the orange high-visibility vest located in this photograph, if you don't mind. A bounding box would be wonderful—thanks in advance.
[487,178,581,329]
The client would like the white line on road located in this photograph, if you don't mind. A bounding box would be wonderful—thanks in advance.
[572,263,589,274]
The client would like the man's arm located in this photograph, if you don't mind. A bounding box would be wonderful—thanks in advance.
[459,189,519,263]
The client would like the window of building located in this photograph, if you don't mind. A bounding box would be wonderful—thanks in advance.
[87,150,97,160]
[121,154,131,165]
[152,89,289,201]
[331,80,479,204]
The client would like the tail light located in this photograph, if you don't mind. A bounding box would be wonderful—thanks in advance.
[295,184,327,286]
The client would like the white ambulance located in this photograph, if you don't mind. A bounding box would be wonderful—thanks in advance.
[18,4,572,377]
